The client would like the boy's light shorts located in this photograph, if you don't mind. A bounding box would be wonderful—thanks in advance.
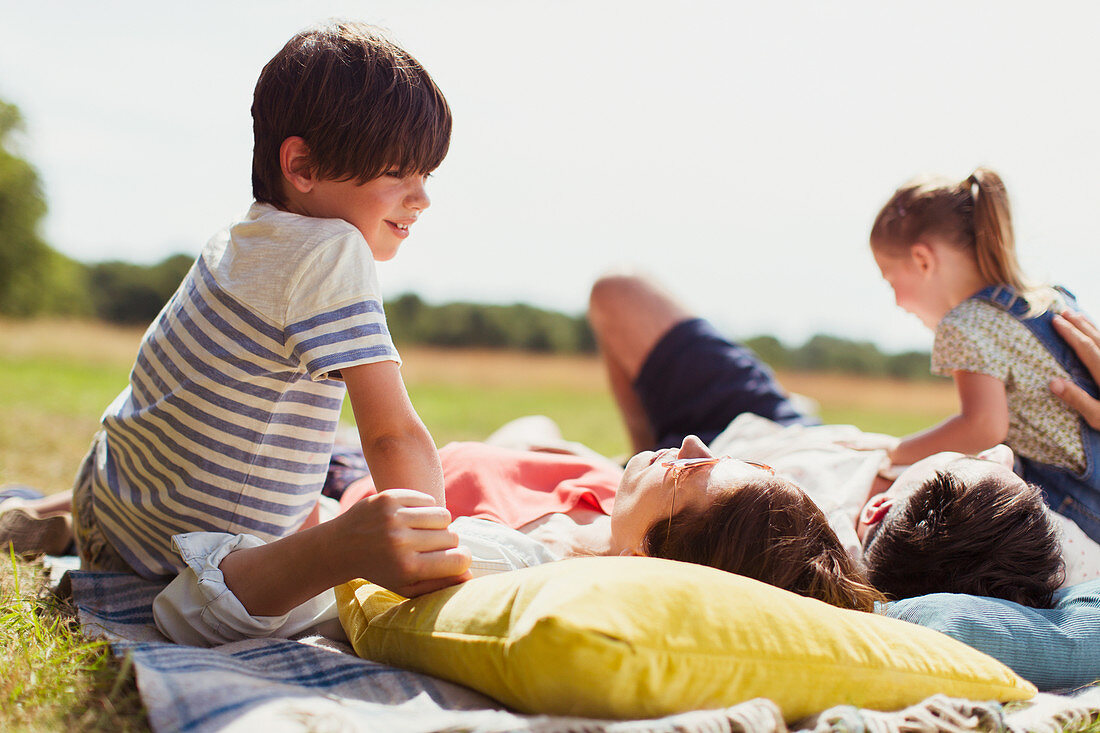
[634,317,817,450]
[72,433,135,574]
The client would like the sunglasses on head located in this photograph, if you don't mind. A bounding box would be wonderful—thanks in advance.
[658,456,775,542]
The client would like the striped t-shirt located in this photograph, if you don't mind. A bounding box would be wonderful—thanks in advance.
[87,203,400,579]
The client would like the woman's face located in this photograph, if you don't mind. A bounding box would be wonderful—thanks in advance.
[609,435,777,555]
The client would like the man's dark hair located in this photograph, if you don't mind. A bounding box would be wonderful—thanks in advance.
[863,471,1065,608]
[251,20,451,208]
[644,476,885,612]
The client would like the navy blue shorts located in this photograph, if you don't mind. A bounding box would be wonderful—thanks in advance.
[634,318,815,450]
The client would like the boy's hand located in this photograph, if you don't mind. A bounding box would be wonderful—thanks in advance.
[336,488,472,597]
[1052,311,1100,431]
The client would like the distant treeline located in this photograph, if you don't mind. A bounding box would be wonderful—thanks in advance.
[0,251,197,325]
[4,248,936,379]
[387,297,936,380]
[386,293,596,353]
[742,334,936,381]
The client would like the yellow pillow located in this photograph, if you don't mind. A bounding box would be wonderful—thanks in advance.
[336,556,1035,721]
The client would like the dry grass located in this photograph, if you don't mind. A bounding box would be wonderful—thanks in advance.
[1,315,954,400]
[401,345,609,390]
[780,370,957,418]
[0,410,96,495]
[0,318,605,388]
[2,317,145,367]
[0,317,960,492]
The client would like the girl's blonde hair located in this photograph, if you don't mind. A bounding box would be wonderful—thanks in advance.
[870,168,1054,314]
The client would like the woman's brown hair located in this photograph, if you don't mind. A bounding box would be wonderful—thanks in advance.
[251,21,452,208]
[643,477,884,612]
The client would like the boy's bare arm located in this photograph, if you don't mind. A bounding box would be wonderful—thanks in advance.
[341,360,446,506]
[218,361,459,616]
[220,489,471,616]
[889,370,1009,465]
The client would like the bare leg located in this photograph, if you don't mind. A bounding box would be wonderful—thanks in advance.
[22,491,74,516]
[587,274,693,453]
[0,488,74,556]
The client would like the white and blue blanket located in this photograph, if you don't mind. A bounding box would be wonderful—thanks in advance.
[71,570,1100,733]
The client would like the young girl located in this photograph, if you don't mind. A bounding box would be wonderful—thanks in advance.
[869,167,1100,541]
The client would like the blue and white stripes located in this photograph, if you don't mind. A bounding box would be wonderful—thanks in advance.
[87,204,399,579]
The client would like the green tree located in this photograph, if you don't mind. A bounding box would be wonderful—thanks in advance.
[88,254,192,324]
[0,99,50,314]
[384,293,596,354]
[0,98,90,316]
[743,335,790,370]
[886,350,937,381]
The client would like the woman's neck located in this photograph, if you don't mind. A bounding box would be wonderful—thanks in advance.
[519,510,614,558]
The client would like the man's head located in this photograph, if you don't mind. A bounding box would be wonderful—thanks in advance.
[251,21,451,253]
[859,449,1065,608]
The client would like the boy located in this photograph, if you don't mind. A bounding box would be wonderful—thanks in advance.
[72,20,471,616]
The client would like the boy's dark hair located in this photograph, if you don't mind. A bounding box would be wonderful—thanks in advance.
[644,476,885,612]
[863,472,1065,608]
[252,20,451,208]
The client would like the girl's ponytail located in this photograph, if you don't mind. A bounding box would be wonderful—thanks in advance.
[967,167,1026,291]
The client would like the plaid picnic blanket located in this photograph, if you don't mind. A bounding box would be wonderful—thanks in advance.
[70,569,1100,733]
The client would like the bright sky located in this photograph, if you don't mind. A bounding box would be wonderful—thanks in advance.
[2,1,1098,351]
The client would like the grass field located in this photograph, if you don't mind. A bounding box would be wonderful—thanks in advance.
[0,317,977,730]
[0,317,958,493]
[2,554,147,730]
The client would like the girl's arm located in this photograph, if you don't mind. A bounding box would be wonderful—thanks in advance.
[888,370,1009,465]
[341,360,446,506]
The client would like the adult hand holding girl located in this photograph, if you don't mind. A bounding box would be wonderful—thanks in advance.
[1052,310,1100,430]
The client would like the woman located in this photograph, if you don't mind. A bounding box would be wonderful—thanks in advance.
[153,432,879,646]
[338,432,879,611]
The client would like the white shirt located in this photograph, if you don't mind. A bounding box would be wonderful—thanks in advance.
[709,413,1100,587]
[153,517,556,646]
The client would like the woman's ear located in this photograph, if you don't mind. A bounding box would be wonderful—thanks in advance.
[280,136,315,194]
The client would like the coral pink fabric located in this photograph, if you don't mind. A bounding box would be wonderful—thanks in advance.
[337,442,620,528]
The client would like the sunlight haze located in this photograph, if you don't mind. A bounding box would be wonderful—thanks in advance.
[2,0,1097,352]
